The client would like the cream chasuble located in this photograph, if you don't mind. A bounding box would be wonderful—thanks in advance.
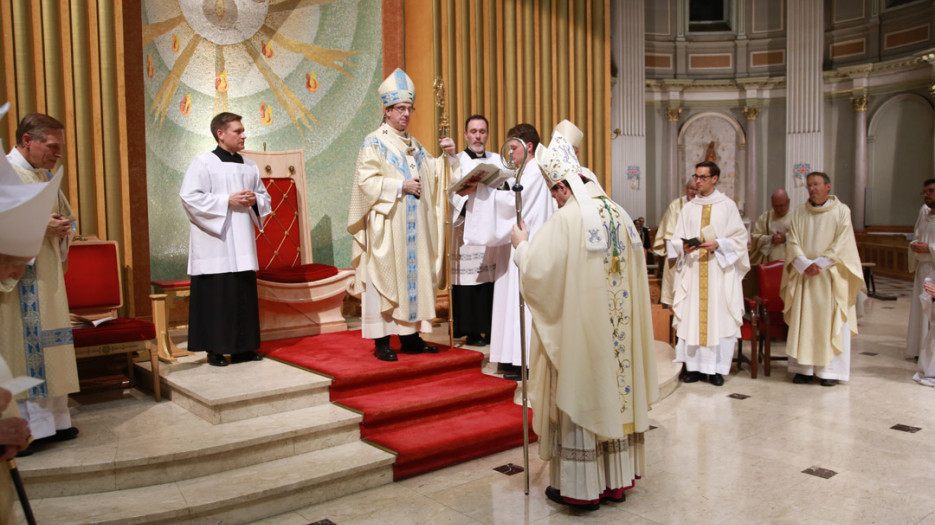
[907,204,935,358]
[671,190,749,350]
[0,150,79,400]
[749,209,792,265]
[652,196,688,305]
[348,123,454,328]
[781,197,863,368]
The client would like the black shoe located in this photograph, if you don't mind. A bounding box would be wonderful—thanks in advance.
[544,486,599,511]
[793,373,813,384]
[399,334,438,354]
[374,340,398,362]
[497,363,514,373]
[601,491,626,503]
[682,371,701,383]
[709,373,725,386]
[465,334,486,346]
[231,351,263,364]
[678,363,689,381]
[819,378,837,387]
[504,368,527,381]
[207,353,228,367]
[32,426,80,446]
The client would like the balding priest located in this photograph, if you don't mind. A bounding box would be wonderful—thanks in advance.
[511,128,657,510]
[347,68,458,362]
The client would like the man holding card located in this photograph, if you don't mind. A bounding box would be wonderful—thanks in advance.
[670,161,749,386]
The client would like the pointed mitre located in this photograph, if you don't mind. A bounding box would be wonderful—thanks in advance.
[0,150,64,257]
[553,119,583,150]
[378,68,415,107]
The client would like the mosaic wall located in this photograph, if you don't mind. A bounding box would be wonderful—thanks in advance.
[143,0,382,280]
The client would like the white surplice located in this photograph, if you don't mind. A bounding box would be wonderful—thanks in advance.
[179,152,272,276]
[451,150,507,287]
[670,190,749,375]
[463,159,553,366]
[915,268,935,387]
[907,204,935,358]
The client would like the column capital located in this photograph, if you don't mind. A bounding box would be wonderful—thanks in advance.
[665,107,682,122]
[743,106,760,120]
[851,94,870,112]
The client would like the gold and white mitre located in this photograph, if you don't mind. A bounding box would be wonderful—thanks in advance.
[379,68,415,107]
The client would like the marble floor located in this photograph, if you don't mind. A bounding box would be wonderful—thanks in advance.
[250,276,935,525]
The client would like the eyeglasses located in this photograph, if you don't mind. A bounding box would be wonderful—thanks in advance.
[922,189,935,196]
[390,105,415,115]
[691,174,713,180]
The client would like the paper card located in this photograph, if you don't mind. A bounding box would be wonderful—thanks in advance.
[0,376,44,396]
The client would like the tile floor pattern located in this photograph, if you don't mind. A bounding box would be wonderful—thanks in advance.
[253,276,935,525]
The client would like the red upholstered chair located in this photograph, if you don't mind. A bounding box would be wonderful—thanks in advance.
[243,149,355,340]
[752,260,789,376]
[64,238,160,401]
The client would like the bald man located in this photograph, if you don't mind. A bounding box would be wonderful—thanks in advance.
[749,189,792,265]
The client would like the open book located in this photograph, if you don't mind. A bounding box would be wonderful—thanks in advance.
[70,313,116,328]
[448,160,509,193]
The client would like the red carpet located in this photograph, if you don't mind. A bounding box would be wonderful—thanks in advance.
[260,330,534,480]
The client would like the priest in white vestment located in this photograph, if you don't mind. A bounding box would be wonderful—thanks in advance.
[347,69,458,361]
[449,114,505,346]
[781,172,863,387]
[511,129,658,510]
[461,123,554,380]
[671,161,749,386]
[749,189,792,265]
[181,112,271,367]
[0,113,81,451]
[906,179,935,359]
[652,179,698,305]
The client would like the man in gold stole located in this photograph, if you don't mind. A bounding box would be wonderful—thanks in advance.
[0,114,80,452]
[347,69,458,361]
[749,189,792,265]
[671,161,749,386]
[906,178,935,360]
[652,179,698,305]
[511,129,658,510]
[781,172,863,387]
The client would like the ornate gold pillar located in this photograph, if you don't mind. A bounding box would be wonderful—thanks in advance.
[743,104,760,220]
[666,105,682,201]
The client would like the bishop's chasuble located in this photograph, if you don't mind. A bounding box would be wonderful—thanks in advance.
[651,195,689,305]
[907,204,935,358]
[515,183,658,502]
[0,149,79,401]
[781,197,863,372]
[671,190,749,375]
[348,123,455,335]
[749,209,792,265]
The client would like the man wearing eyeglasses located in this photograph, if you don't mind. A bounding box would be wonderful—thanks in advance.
[670,161,749,386]
[347,68,458,361]
[780,172,863,387]
[907,179,935,361]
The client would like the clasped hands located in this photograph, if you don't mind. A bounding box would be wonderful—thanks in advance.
[683,240,718,254]
[911,241,930,254]
[0,387,30,461]
[228,190,257,208]
[46,213,71,239]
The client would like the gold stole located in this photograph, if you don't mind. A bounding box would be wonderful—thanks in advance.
[698,204,712,346]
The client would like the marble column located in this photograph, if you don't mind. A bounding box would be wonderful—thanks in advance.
[666,106,682,202]
[743,105,759,220]
[610,0,646,216]
[785,0,824,207]
[852,93,869,231]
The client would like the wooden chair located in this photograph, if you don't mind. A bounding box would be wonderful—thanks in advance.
[752,260,789,376]
[64,238,160,400]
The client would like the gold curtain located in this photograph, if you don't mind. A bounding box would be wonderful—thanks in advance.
[426,0,611,188]
[0,0,149,315]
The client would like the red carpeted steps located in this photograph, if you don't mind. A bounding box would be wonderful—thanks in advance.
[260,330,534,480]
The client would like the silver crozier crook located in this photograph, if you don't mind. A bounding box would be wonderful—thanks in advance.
[499,137,531,495]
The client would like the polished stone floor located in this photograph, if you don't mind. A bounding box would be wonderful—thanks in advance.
[253,276,935,524]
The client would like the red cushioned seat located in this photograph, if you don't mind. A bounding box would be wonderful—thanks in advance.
[72,318,156,347]
[151,279,192,289]
[257,263,339,283]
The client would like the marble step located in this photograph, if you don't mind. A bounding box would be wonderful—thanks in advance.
[20,440,395,525]
[137,355,332,424]
[18,400,364,499]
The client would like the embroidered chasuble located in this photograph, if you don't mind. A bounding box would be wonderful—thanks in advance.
[347,123,455,325]
[515,184,658,501]
[907,204,935,358]
[651,196,688,305]
[671,190,749,348]
[781,197,863,367]
[0,150,79,400]
[749,209,792,265]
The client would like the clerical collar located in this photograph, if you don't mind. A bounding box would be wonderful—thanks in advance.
[463,148,486,159]
[809,198,829,208]
[212,146,244,164]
